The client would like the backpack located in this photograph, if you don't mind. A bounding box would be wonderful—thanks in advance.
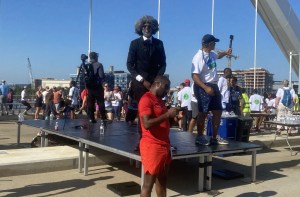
[84,63,102,87]
[281,88,292,107]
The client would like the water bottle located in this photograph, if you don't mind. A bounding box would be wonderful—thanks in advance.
[49,113,54,121]
[18,113,24,122]
[100,121,105,136]
[55,122,59,131]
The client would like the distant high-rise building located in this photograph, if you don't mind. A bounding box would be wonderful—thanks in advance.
[218,67,274,95]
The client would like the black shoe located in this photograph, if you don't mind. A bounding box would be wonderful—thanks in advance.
[89,119,97,123]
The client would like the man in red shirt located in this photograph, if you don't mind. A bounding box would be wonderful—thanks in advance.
[139,75,177,197]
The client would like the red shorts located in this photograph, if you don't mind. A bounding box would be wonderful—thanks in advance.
[140,140,171,175]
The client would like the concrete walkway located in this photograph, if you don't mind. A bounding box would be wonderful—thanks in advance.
[1,120,300,196]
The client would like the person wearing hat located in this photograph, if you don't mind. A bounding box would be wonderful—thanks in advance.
[191,34,232,146]
[177,80,192,131]
[0,80,9,115]
[83,52,107,123]
[21,86,32,114]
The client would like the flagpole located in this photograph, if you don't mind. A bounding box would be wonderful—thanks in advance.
[157,0,161,39]
[88,0,92,58]
[253,0,258,90]
[211,0,214,35]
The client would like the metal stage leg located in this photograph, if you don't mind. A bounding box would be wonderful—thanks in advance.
[78,142,83,173]
[198,156,204,192]
[17,122,21,145]
[84,144,89,176]
[40,130,45,147]
[206,155,212,191]
[251,150,257,182]
[141,165,144,189]
[135,160,140,168]
[44,132,48,147]
[285,130,295,154]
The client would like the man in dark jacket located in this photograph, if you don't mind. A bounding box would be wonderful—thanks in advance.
[127,15,167,150]
[85,52,106,123]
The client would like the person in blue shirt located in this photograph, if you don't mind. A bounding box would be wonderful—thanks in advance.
[0,80,9,115]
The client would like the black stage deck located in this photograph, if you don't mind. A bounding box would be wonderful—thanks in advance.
[19,119,262,192]
[20,119,261,158]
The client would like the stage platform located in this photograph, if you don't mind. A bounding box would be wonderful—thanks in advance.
[18,119,262,192]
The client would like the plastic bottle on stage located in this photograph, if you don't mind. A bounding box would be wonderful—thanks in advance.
[50,113,54,121]
[100,121,105,136]
[18,113,24,122]
[55,122,59,131]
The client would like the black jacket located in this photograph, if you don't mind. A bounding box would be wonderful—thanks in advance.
[127,36,166,83]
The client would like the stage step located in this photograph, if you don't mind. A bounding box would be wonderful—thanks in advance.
[0,146,103,177]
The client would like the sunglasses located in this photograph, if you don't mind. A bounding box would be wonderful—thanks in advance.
[143,24,151,29]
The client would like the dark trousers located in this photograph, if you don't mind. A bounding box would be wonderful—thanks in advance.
[87,87,106,120]
[45,101,57,116]
[21,100,32,111]
[181,107,192,131]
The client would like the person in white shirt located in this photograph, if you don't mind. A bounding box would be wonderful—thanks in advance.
[275,80,296,133]
[218,67,232,111]
[249,89,264,131]
[21,86,32,114]
[191,34,232,146]
[188,82,198,132]
[177,80,192,131]
[68,81,80,119]
[112,86,122,121]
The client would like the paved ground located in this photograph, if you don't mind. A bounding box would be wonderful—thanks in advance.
[1,118,300,196]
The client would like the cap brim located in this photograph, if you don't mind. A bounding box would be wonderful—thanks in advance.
[214,38,220,42]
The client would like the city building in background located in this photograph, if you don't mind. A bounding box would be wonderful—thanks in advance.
[41,78,70,88]
[218,67,274,95]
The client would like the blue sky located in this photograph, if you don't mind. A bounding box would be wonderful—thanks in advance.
[0,0,299,87]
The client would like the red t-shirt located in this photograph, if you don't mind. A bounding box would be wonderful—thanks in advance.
[138,92,170,145]
[53,91,61,104]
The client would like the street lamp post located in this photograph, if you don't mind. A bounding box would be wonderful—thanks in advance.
[289,51,300,90]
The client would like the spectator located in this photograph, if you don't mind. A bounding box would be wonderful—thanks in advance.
[7,88,14,113]
[34,86,43,120]
[103,82,113,121]
[68,81,80,119]
[218,68,232,111]
[45,88,57,119]
[228,76,242,115]
[275,80,296,134]
[240,88,250,117]
[177,80,192,131]
[249,89,264,131]
[0,80,9,115]
[188,82,198,132]
[53,86,62,112]
[112,86,122,121]
[21,86,32,114]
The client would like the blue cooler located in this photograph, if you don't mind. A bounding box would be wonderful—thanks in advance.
[207,115,238,140]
